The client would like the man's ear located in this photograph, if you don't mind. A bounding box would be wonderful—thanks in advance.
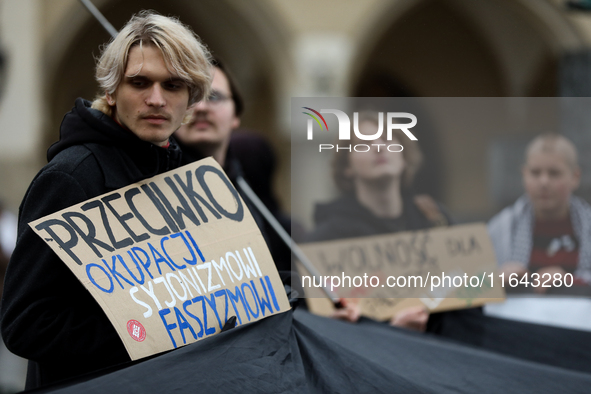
[105,92,116,106]
[573,166,581,191]
[231,116,241,130]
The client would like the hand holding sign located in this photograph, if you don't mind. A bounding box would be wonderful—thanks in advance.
[299,224,505,321]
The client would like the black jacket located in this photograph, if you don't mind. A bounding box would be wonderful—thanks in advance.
[0,98,182,388]
[306,193,447,242]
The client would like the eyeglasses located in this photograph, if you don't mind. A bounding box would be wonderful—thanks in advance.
[206,90,232,104]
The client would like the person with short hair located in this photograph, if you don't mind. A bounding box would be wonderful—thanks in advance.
[0,11,212,388]
[306,111,451,330]
[174,61,293,272]
[488,133,591,291]
[308,111,448,242]
[174,59,243,167]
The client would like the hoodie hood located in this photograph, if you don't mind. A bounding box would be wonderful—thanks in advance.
[48,98,182,186]
[49,98,134,161]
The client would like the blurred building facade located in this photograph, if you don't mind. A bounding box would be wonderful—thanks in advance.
[1,0,591,228]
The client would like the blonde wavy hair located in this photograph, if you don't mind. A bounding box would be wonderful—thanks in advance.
[332,111,423,192]
[91,10,212,116]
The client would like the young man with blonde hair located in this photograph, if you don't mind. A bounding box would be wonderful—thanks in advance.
[488,133,591,289]
[0,11,212,388]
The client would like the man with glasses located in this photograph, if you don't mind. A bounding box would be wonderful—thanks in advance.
[175,60,243,167]
[174,61,292,273]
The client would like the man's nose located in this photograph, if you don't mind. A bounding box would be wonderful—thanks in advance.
[146,84,166,107]
[539,172,550,185]
[193,98,209,111]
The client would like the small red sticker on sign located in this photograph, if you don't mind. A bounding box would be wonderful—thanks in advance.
[127,320,146,342]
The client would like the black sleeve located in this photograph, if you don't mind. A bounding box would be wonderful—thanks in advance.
[0,170,128,364]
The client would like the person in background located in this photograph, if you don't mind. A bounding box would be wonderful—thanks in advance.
[174,60,240,167]
[0,11,212,388]
[174,60,292,273]
[488,133,591,292]
[305,111,451,331]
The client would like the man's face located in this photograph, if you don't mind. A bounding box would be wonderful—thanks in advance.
[345,124,405,184]
[523,150,580,218]
[110,44,190,146]
[175,68,240,149]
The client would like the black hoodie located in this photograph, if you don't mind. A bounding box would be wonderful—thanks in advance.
[0,99,182,389]
[306,193,443,243]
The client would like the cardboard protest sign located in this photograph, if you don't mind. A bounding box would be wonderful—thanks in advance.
[299,224,505,321]
[30,157,290,360]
